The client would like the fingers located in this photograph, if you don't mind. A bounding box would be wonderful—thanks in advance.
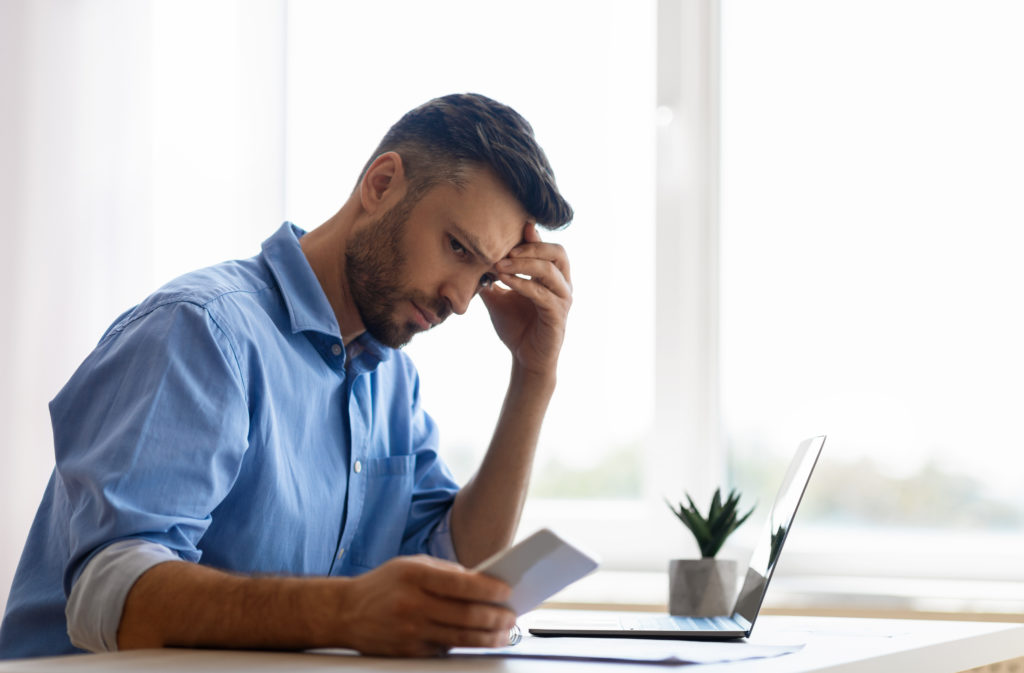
[413,590,515,652]
[419,589,516,631]
[410,557,512,605]
[381,618,511,656]
[397,564,517,651]
[393,588,515,653]
[508,244,571,285]
[508,224,571,286]
[487,222,572,311]
[496,256,571,301]
[420,620,514,649]
[338,556,517,656]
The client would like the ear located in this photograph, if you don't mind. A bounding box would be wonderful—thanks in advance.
[359,152,406,215]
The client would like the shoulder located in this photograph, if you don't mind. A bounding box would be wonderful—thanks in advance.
[105,256,275,339]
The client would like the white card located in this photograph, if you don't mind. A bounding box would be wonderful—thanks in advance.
[474,528,599,615]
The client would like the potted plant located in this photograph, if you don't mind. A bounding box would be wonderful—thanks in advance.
[664,487,754,616]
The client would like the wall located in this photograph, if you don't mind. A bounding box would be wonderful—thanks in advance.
[0,0,285,617]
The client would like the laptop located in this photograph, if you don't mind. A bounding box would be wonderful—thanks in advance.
[529,435,826,640]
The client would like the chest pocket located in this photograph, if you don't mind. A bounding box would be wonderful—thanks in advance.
[349,455,416,569]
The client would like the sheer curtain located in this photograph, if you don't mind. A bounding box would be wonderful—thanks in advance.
[0,0,285,616]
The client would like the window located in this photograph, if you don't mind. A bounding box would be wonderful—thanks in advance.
[720,0,1024,579]
[289,0,1024,582]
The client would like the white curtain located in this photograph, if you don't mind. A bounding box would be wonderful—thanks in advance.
[0,0,285,616]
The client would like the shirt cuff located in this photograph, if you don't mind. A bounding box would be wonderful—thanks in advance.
[426,506,459,562]
[65,539,181,652]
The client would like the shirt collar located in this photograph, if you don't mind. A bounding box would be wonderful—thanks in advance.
[262,222,392,363]
[262,222,340,337]
[353,331,392,363]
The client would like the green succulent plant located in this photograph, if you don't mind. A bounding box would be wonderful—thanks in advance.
[665,487,755,558]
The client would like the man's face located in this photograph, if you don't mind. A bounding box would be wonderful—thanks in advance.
[345,166,528,348]
[344,193,437,348]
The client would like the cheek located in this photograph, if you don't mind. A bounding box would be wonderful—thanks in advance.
[403,256,447,291]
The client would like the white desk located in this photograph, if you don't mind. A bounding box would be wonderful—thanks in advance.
[0,614,1021,672]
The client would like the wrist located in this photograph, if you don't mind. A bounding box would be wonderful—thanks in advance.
[509,361,557,397]
[298,576,356,649]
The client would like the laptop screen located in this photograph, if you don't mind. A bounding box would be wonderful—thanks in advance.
[734,435,826,624]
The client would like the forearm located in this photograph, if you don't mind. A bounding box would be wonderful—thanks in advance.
[450,363,556,567]
[118,554,515,656]
[118,561,346,651]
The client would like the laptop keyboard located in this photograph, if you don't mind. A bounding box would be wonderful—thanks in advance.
[622,615,741,631]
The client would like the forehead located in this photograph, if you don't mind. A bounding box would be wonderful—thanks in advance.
[418,167,529,263]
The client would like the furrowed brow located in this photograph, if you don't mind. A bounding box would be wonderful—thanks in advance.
[450,222,500,267]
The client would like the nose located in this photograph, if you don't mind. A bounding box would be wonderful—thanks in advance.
[441,276,478,316]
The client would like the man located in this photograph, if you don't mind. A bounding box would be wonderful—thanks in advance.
[0,93,573,659]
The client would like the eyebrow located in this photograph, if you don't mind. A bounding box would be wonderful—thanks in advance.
[450,222,500,267]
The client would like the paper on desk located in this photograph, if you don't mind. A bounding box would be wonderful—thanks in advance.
[451,635,804,665]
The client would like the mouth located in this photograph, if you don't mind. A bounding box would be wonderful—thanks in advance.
[412,302,441,330]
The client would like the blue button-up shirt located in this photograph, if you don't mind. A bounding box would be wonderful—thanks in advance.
[0,223,459,659]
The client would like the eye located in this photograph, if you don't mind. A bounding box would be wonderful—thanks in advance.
[479,273,496,289]
[448,235,468,256]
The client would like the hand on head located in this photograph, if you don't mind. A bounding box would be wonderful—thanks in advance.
[481,222,573,378]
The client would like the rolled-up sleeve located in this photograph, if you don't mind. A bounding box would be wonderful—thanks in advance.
[65,539,180,652]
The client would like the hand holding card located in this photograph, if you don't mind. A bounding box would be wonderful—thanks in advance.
[474,528,599,615]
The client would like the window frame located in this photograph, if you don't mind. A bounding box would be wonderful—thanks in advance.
[521,0,726,568]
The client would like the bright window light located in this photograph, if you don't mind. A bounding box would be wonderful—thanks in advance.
[720,0,1024,547]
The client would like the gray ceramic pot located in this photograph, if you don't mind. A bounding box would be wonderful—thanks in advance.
[668,558,738,617]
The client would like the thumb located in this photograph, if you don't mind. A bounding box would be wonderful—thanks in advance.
[479,282,519,319]
[479,283,502,313]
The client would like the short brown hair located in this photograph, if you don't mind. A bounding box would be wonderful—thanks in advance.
[359,93,573,230]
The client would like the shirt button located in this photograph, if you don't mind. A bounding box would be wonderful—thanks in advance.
[336,547,345,560]
[331,343,342,356]
[353,460,362,474]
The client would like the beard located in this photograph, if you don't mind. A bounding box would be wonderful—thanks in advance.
[344,196,450,348]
